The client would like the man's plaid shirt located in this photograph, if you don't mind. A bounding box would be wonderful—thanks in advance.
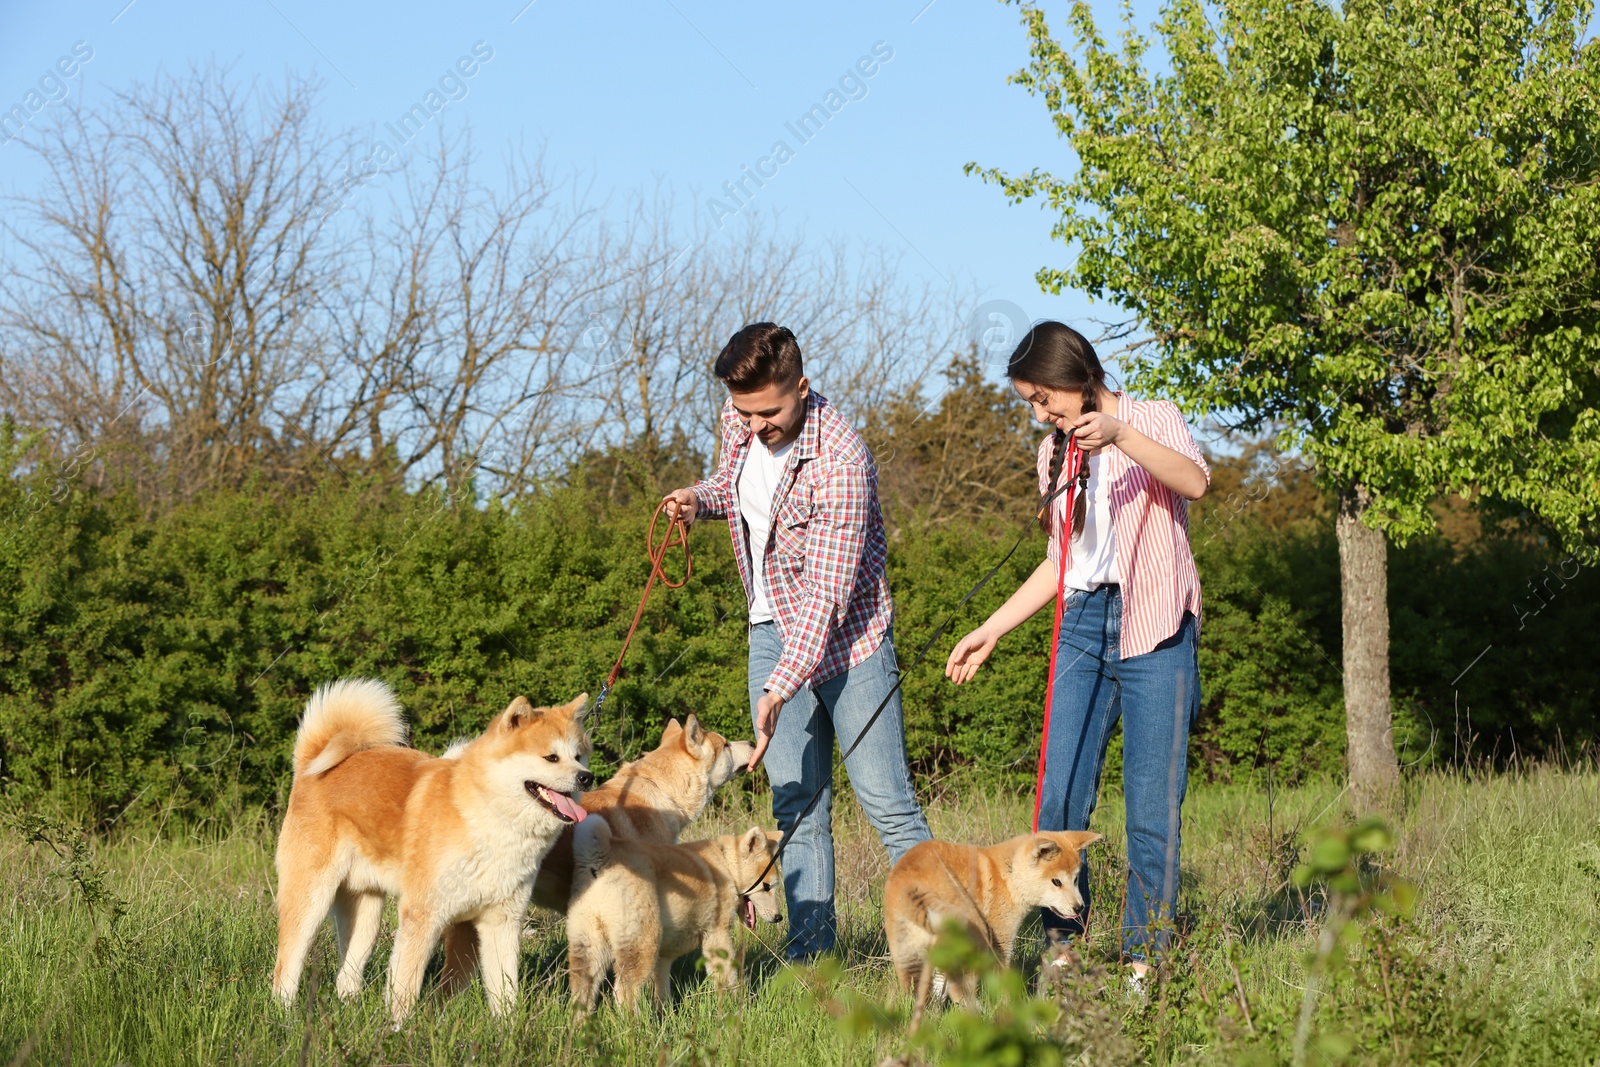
[691,391,893,702]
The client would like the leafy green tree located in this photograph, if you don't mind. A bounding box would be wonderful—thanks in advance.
[862,348,1038,530]
[972,0,1600,804]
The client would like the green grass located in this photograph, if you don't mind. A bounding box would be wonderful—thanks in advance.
[3,767,1599,1065]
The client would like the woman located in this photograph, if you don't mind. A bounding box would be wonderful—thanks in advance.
[945,321,1208,980]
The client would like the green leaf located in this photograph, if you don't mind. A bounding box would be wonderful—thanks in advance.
[1351,817,1395,854]
[1310,833,1352,875]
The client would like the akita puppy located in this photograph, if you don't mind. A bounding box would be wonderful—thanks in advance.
[566,820,783,1014]
[883,831,1102,1022]
[272,679,592,1024]
[532,714,756,908]
[439,714,754,991]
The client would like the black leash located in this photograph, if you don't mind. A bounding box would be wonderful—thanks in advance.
[745,432,1083,894]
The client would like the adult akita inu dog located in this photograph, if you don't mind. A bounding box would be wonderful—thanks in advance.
[272,679,593,1024]
[439,714,754,992]
[566,820,783,1014]
[883,831,1102,1023]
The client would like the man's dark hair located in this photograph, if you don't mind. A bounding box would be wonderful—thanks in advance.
[713,322,804,392]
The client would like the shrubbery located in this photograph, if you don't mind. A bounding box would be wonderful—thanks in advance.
[2,425,1594,824]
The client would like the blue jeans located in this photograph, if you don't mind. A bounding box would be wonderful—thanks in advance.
[748,622,932,958]
[1036,586,1200,962]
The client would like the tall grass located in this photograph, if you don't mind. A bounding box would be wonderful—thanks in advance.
[3,767,1598,1065]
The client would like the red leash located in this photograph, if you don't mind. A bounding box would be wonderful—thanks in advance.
[588,499,692,723]
[1033,433,1085,831]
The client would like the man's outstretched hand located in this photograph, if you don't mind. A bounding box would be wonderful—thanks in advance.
[749,690,783,771]
[661,488,699,527]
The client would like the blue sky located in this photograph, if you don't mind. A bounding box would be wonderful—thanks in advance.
[1,0,1164,379]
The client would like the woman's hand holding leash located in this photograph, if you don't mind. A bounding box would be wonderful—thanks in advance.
[1074,409,1209,501]
[1067,410,1124,453]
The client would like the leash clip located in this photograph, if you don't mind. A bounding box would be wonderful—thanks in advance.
[586,680,613,725]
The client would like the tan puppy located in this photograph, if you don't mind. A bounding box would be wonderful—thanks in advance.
[272,679,592,1024]
[883,831,1102,1022]
[566,820,783,1014]
[533,715,756,908]
[439,714,754,990]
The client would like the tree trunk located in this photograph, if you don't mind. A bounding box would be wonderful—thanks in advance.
[1336,484,1400,809]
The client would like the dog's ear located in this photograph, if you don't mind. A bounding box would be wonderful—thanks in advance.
[1061,831,1102,854]
[740,826,768,855]
[1029,836,1062,864]
[681,713,707,758]
[499,696,543,732]
[763,829,785,847]
[558,693,589,720]
[661,718,683,744]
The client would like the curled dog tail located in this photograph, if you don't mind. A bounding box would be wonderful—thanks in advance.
[292,678,406,778]
[572,817,613,876]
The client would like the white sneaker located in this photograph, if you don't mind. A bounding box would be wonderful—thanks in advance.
[1125,967,1149,1001]
[1036,945,1074,995]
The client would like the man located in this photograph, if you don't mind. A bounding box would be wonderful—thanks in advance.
[662,322,931,960]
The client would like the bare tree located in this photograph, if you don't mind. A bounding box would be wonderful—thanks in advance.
[371,142,610,497]
[0,63,977,510]
[564,202,963,500]
[1,64,346,501]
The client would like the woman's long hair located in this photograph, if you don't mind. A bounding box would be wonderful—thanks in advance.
[1006,321,1107,537]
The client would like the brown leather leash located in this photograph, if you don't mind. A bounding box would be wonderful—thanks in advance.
[586,498,692,725]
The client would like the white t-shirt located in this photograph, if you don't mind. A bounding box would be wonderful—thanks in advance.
[1062,450,1120,592]
[737,438,795,623]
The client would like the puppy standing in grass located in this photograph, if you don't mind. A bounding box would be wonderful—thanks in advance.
[272,679,593,1024]
[527,714,756,912]
[566,821,783,1014]
[437,714,755,992]
[883,830,1101,1023]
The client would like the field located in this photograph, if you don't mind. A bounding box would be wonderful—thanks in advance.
[3,766,1599,1066]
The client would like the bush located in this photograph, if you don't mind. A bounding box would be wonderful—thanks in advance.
[3,424,1595,824]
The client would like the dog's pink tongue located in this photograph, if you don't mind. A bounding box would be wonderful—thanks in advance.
[550,791,587,822]
[742,898,756,930]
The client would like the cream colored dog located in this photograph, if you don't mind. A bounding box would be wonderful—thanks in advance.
[531,713,756,910]
[272,679,592,1024]
[566,820,783,1014]
[438,714,755,992]
[883,831,1102,1022]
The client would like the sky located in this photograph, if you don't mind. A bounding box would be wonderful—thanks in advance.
[1,0,1166,384]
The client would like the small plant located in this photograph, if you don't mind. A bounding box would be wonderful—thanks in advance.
[788,922,1087,1067]
[9,809,135,963]
[1287,817,1416,1066]
[1034,945,1142,1067]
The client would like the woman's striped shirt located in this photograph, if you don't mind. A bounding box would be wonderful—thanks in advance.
[1035,394,1210,658]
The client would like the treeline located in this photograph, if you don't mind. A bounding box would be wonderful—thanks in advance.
[0,64,956,510]
[3,360,1593,825]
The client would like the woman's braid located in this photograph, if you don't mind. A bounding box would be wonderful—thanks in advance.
[1038,428,1068,535]
[1070,384,1097,537]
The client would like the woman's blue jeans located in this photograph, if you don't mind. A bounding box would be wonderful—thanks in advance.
[748,622,932,959]
[1036,585,1200,962]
